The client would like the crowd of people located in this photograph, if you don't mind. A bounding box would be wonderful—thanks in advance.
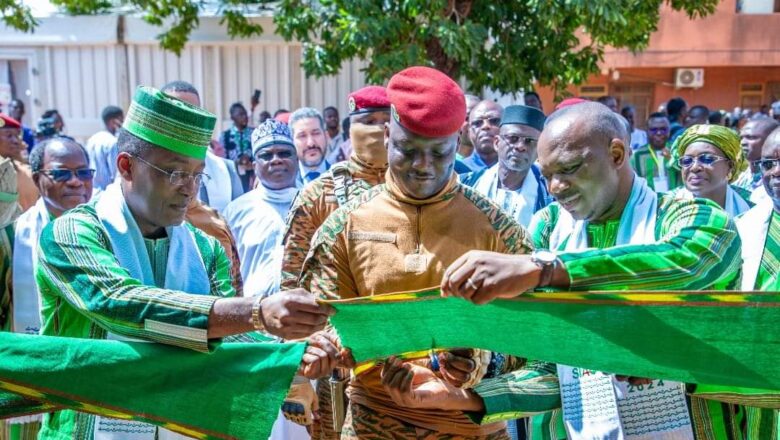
[0,65,777,440]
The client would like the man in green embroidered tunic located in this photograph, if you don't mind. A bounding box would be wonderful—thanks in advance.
[630,112,681,193]
[398,102,772,440]
[732,127,780,439]
[34,86,333,440]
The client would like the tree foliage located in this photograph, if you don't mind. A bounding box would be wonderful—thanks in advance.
[2,0,718,94]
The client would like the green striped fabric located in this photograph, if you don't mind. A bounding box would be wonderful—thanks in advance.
[531,195,741,291]
[0,332,305,440]
[34,200,237,438]
[514,194,771,439]
[756,211,780,291]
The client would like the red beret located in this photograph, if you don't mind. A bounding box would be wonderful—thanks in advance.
[348,86,390,116]
[387,66,465,138]
[0,114,21,129]
[555,98,588,111]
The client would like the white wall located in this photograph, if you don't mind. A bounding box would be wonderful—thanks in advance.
[0,15,370,142]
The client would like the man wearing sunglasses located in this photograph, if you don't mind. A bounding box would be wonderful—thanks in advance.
[33,86,334,440]
[738,126,780,294]
[461,100,503,172]
[630,112,682,193]
[462,105,553,227]
[8,138,93,439]
[733,127,780,437]
[435,102,767,439]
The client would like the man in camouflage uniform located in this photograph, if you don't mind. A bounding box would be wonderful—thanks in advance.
[281,85,391,439]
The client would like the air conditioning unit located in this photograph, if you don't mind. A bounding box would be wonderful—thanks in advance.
[675,68,704,88]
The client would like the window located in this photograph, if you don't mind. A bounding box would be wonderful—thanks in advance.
[739,83,765,112]
[578,85,607,99]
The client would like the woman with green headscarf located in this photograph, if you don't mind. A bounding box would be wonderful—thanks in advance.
[670,124,753,217]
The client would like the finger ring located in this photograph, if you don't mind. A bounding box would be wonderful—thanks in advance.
[466,278,478,290]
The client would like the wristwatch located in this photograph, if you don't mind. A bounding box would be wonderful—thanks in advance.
[530,249,558,288]
[251,295,265,331]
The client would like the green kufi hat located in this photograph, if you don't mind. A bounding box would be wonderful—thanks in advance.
[123,86,216,160]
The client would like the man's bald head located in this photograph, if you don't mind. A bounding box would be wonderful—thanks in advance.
[543,102,629,152]
[538,102,633,222]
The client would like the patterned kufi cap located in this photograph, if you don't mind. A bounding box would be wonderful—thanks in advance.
[251,119,295,156]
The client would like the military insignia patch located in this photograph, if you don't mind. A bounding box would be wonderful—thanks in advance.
[391,104,400,124]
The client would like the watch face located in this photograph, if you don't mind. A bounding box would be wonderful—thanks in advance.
[533,250,557,263]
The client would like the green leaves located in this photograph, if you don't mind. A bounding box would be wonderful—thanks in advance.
[1,0,38,33]
[5,0,718,95]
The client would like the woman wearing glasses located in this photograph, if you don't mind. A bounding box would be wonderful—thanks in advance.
[669,124,752,217]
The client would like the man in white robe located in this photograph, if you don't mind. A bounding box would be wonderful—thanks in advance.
[224,119,300,298]
[462,105,552,227]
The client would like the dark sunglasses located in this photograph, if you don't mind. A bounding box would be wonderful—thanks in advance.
[256,150,295,161]
[648,127,668,134]
[41,168,95,182]
[499,135,538,147]
[470,117,501,129]
[677,154,729,169]
[755,158,780,172]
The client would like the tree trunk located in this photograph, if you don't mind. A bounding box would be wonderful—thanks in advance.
[427,0,473,77]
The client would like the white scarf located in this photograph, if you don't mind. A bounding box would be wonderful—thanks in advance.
[255,183,299,206]
[7,199,46,428]
[93,183,210,440]
[736,202,773,291]
[550,176,658,251]
[674,186,750,218]
[12,198,49,335]
[202,151,232,213]
[552,177,694,440]
[474,165,538,227]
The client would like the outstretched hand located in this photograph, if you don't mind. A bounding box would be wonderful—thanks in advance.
[261,289,334,340]
[299,331,355,379]
[441,251,541,305]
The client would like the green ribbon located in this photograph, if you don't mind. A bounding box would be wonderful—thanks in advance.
[0,332,305,440]
[327,289,780,390]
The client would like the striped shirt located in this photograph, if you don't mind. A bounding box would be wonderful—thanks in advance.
[472,194,774,440]
[35,201,235,440]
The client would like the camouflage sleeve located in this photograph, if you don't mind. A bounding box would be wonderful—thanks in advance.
[298,206,359,300]
[281,181,326,290]
[458,185,534,256]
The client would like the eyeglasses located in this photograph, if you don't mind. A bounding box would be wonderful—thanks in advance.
[677,154,729,168]
[648,127,669,134]
[755,158,780,172]
[130,154,210,186]
[256,150,295,162]
[40,168,95,183]
[499,135,538,148]
[470,117,501,130]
